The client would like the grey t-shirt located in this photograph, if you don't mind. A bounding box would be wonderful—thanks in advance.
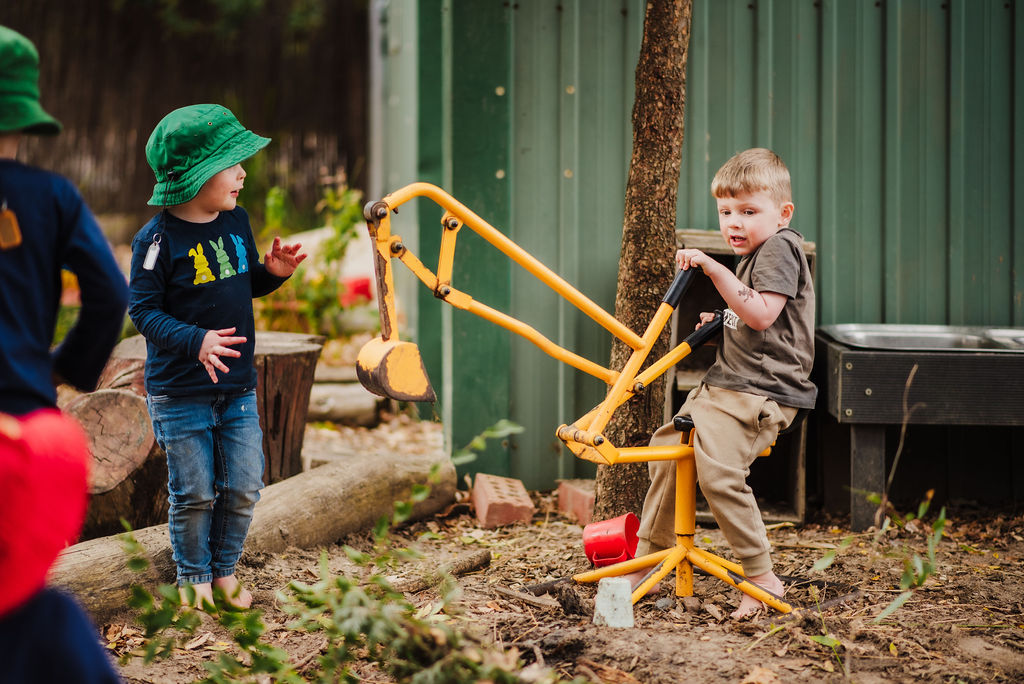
[701,228,817,409]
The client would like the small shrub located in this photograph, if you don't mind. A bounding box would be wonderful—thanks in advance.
[118,464,580,683]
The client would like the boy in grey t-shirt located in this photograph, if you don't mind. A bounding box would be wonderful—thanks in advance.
[633,148,816,618]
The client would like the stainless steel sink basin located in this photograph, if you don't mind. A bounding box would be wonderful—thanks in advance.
[819,324,1024,352]
[983,328,1024,349]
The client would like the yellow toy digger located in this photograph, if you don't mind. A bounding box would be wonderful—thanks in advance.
[356,182,793,613]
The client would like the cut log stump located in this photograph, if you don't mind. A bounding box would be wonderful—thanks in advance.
[95,334,147,397]
[64,389,168,540]
[254,332,325,483]
[96,331,325,485]
[51,444,456,623]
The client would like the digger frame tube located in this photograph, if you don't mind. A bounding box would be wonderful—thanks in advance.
[358,182,722,461]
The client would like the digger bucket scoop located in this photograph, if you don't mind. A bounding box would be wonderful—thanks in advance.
[356,336,437,403]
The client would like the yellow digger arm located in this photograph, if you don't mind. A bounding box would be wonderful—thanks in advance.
[356,182,721,464]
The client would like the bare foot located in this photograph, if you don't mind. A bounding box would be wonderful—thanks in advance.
[213,574,253,609]
[622,569,661,596]
[180,582,215,609]
[731,571,784,619]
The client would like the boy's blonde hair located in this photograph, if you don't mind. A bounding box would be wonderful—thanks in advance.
[711,148,792,204]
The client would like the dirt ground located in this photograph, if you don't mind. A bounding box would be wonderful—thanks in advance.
[107,419,1024,683]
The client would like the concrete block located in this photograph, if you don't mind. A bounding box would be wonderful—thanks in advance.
[557,478,595,526]
[472,473,535,529]
[593,576,634,628]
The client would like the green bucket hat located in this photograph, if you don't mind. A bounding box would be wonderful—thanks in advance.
[0,25,62,135]
[145,104,270,206]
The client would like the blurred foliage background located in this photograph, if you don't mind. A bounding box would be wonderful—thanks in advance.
[3,0,375,343]
[1,0,368,242]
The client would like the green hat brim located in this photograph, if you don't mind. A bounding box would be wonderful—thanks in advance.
[147,128,270,206]
[0,95,62,135]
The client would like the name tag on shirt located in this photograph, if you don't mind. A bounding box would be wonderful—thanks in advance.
[722,308,740,330]
[0,205,21,250]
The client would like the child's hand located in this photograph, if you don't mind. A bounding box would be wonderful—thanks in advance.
[199,327,246,384]
[675,248,714,273]
[695,311,717,330]
[264,237,307,277]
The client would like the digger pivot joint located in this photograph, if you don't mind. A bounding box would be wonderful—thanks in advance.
[364,200,389,224]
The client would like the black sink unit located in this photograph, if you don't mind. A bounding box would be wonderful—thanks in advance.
[815,325,1024,530]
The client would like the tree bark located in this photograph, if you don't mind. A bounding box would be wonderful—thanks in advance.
[51,446,456,623]
[593,0,693,522]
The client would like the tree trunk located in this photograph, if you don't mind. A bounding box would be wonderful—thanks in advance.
[64,389,169,540]
[593,0,693,522]
[51,446,456,623]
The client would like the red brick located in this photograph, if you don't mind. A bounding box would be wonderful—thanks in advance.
[557,479,595,526]
[471,473,535,529]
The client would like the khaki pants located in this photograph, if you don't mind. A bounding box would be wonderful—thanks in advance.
[635,384,797,576]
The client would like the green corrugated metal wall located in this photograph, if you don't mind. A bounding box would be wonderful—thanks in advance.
[370,0,1021,488]
[372,0,644,488]
[681,0,1023,327]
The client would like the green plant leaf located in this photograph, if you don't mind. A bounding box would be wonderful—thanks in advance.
[900,563,915,590]
[410,483,431,502]
[126,556,150,573]
[911,554,924,581]
[156,584,180,604]
[394,500,413,524]
[481,419,525,439]
[127,585,154,611]
[811,549,837,572]
[809,634,842,649]
[343,545,370,565]
[873,590,913,623]
[450,451,477,466]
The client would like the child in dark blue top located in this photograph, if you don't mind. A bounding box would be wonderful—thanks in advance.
[0,36,128,416]
[129,104,305,608]
[0,24,123,683]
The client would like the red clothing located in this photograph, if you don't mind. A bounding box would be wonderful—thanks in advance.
[0,409,90,617]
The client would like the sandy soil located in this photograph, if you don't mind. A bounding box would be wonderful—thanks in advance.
[107,420,1024,683]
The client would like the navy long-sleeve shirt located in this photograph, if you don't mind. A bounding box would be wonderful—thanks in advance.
[128,207,286,396]
[0,159,129,416]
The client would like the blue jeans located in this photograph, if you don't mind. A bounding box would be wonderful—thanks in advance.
[147,390,265,586]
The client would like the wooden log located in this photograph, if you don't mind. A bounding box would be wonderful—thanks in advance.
[97,332,326,484]
[254,332,325,483]
[64,389,169,540]
[51,444,456,623]
[96,334,147,397]
[307,382,381,426]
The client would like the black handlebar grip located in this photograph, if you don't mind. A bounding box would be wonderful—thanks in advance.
[683,310,724,349]
[672,415,696,433]
[662,267,699,308]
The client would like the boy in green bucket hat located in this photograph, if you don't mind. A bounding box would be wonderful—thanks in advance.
[0,25,126,682]
[129,104,306,609]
